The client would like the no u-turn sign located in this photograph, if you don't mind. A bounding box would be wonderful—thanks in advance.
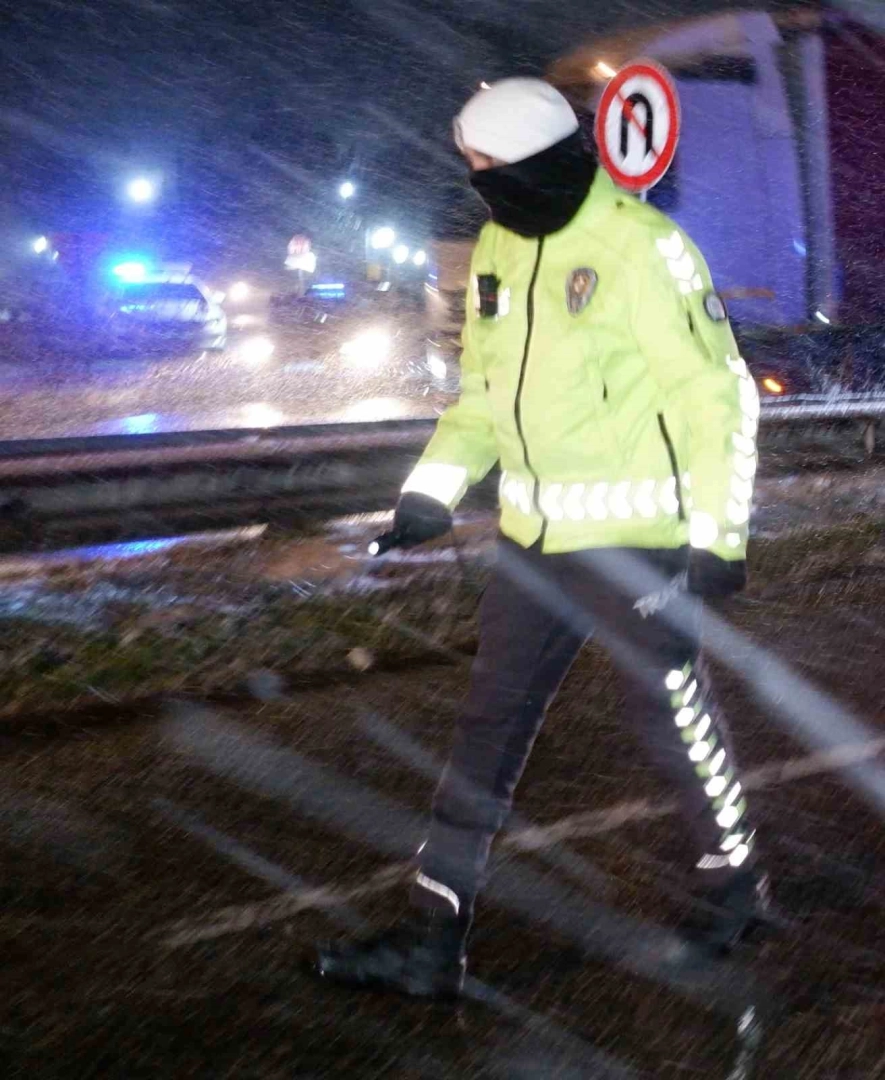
[593,60,680,192]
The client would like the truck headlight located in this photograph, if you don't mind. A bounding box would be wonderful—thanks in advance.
[340,329,391,368]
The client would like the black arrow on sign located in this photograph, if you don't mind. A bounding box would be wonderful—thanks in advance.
[619,92,655,159]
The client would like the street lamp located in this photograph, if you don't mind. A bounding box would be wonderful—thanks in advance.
[126,177,157,204]
[32,236,49,255]
[339,181,356,200]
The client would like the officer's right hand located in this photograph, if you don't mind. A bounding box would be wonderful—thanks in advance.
[391,492,453,550]
[687,550,747,599]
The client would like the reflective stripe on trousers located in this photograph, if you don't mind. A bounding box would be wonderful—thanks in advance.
[412,538,753,918]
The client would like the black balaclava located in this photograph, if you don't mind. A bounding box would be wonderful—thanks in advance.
[469,131,597,239]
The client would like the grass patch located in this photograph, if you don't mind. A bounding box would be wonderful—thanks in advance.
[0,518,881,720]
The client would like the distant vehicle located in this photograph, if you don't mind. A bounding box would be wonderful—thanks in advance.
[270,280,421,374]
[740,323,885,400]
[101,276,227,354]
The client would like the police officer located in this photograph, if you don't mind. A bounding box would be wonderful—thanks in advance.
[310,78,767,997]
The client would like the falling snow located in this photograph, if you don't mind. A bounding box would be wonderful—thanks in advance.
[0,1,883,1076]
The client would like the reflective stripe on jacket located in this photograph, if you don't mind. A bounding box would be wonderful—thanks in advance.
[403,169,758,560]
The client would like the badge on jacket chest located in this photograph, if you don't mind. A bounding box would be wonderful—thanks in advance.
[567,268,598,316]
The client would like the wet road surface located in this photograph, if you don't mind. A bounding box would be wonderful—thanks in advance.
[0,318,450,440]
[2,540,885,1077]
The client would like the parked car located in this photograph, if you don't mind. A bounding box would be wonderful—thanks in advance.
[101,276,227,354]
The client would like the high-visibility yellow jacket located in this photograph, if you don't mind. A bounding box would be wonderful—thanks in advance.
[403,168,758,562]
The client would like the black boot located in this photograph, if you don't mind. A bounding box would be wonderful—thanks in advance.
[306,909,468,998]
[678,868,771,955]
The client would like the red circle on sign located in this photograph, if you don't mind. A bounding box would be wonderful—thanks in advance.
[593,60,680,192]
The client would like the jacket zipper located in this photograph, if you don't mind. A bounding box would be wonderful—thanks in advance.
[657,413,686,522]
[514,239,546,530]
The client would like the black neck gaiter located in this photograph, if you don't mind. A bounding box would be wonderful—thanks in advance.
[469,132,597,239]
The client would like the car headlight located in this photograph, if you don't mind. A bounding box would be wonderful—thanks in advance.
[340,329,392,368]
[237,335,275,365]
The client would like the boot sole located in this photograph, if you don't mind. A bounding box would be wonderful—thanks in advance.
[305,951,465,1001]
[679,909,780,959]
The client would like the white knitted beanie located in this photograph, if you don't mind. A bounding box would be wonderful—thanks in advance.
[454,78,579,165]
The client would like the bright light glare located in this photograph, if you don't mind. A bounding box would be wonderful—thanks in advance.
[241,402,286,427]
[237,335,275,365]
[595,60,617,78]
[341,396,410,422]
[228,281,250,303]
[339,181,356,199]
[428,355,447,380]
[392,244,409,265]
[126,177,156,204]
[412,249,427,267]
[814,310,831,325]
[480,81,492,90]
[112,261,148,282]
[762,377,784,395]
[32,236,49,254]
[371,227,396,250]
[340,328,392,368]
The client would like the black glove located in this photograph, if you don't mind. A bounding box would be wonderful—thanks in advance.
[391,492,453,550]
[688,551,747,599]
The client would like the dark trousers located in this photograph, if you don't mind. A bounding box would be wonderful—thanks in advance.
[414,537,752,919]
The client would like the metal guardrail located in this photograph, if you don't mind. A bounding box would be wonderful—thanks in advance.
[0,419,440,553]
[0,417,437,462]
[760,394,885,452]
[0,398,880,554]
[759,394,885,423]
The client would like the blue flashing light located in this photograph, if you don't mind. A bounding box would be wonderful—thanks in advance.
[310,282,346,300]
[112,260,149,283]
[67,538,185,562]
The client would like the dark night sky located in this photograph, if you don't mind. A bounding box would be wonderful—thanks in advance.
[0,0,814,275]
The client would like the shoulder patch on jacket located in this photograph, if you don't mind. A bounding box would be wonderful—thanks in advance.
[703,291,728,322]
